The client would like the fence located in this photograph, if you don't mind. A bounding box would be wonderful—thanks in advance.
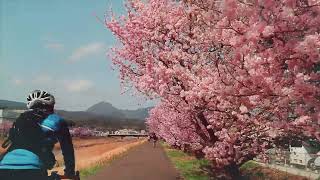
[255,148,320,179]
[265,150,318,167]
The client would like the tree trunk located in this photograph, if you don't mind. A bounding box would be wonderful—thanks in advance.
[225,164,242,180]
[214,163,243,180]
[194,149,205,159]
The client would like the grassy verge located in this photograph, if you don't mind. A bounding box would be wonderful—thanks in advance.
[162,143,315,180]
[79,151,126,179]
[161,143,211,180]
[240,160,265,179]
[80,164,102,178]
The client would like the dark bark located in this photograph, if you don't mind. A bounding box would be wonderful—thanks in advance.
[214,163,244,180]
[193,150,205,159]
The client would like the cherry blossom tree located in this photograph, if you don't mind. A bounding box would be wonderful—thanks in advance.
[69,127,95,137]
[146,102,203,153]
[106,0,320,178]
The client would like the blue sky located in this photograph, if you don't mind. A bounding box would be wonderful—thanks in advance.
[0,0,156,111]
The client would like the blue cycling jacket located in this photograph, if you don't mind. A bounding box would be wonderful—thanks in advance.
[0,113,75,175]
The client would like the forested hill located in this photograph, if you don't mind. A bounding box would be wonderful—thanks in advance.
[86,101,152,120]
[0,100,27,110]
[0,100,151,130]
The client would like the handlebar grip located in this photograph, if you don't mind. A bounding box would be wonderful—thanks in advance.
[50,171,80,180]
[75,171,80,180]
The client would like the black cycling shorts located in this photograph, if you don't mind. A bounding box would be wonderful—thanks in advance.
[0,169,47,180]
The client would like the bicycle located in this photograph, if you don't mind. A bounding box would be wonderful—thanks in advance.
[49,171,80,180]
[152,139,158,148]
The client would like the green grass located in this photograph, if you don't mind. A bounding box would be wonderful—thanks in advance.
[239,160,259,171]
[80,164,103,178]
[167,149,186,158]
[240,160,273,179]
[162,143,211,180]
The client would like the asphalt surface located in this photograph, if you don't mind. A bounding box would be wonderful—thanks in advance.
[88,142,181,180]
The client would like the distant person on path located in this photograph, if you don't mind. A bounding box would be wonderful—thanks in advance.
[148,132,158,148]
[0,90,76,180]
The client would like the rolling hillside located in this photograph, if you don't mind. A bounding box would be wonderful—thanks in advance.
[0,100,27,110]
[0,100,151,130]
[86,101,151,120]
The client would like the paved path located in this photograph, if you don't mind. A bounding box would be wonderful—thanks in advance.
[88,142,181,180]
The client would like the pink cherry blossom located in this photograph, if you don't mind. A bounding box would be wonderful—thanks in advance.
[106,0,320,178]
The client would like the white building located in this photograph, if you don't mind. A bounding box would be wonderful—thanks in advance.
[289,142,319,167]
[115,129,129,135]
[0,109,26,124]
[93,130,109,137]
[114,129,139,135]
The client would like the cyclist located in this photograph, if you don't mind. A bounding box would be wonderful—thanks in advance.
[0,90,76,180]
[149,132,158,148]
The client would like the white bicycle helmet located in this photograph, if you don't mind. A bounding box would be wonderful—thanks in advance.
[27,90,55,109]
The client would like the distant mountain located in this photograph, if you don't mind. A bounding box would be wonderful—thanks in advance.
[0,99,150,130]
[55,110,146,130]
[87,102,126,118]
[86,101,152,120]
[122,107,153,120]
[0,100,26,110]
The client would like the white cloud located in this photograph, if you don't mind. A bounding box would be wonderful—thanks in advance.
[13,78,23,86]
[27,74,93,93]
[68,42,105,62]
[64,80,93,92]
[45,42,64,50]
[32,75,53,84]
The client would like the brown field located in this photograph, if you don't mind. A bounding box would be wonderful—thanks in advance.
[0,137,147,173]
[53,137,146,173]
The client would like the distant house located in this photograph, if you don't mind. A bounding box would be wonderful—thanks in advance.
[115,129,129,135]
[114,129,140,135]
[92,130,109,137]
[289,141,319,167]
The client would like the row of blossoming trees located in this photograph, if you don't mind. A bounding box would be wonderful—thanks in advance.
[0,124,97,137]
[106,0,319,178]
[69,127,96,137]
